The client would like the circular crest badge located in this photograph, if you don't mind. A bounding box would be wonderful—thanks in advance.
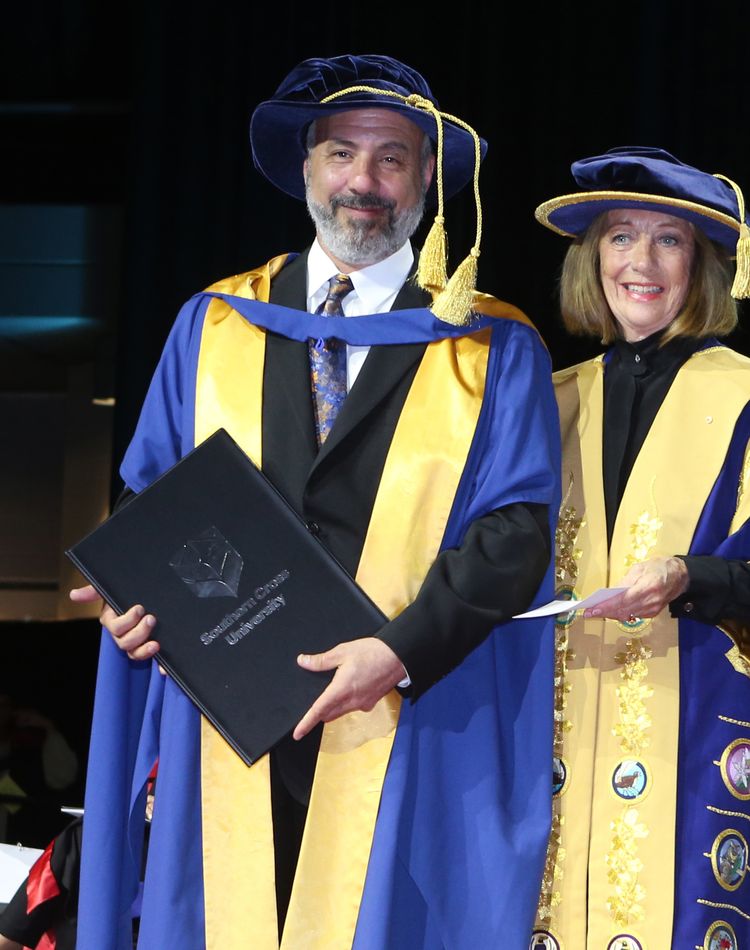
[616,614,648,635]
[554,585,579,629]
[703,919,737,950]
[553,756,568,797]
[607,936,643,950]
[612,760,649,801]
[529,930,560,950]
[719,738,750,800]
[709,829,748,891]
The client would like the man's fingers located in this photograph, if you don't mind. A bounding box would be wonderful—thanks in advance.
[293,687,335,740]
[103,603,151,636]
[297,649,338,673]
[71,587,161,657]
[126,639,160,662]
[119,621,159,657]
[69,584,101,604]
[293,704,320,741]
[102,604,159,656]
[293,638,405,738]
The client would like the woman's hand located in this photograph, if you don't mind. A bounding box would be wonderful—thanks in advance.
[583,555,690,622]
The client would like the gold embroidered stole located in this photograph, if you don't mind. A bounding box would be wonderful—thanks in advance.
[191,259,492,949]
[542,347,750,949]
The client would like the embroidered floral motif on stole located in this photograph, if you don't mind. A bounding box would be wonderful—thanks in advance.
[536,475,582,924]
[556,474,585,589]
[606,809,648,925]
[624,510,662,570]
[612,640,654,755]
[605,507,662,926]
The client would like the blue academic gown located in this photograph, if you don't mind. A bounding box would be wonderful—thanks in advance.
[76,288,561,950]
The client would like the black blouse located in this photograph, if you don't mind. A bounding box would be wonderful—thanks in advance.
[602,331,750,624]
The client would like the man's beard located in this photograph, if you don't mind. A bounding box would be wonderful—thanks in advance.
[305,186,427,267]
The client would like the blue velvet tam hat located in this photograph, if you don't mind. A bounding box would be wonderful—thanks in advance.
[535,146,750,297]
[249,54,487,203]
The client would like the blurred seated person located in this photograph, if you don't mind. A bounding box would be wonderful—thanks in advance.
[0,816,81,950]
[0,694,78,847]
[0,763,156,950]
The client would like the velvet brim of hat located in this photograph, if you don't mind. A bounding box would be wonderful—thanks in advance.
[535,190,741,252]
[250,96,487,203]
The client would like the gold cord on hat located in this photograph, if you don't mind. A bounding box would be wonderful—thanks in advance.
[319,84,483,325]
[714,173,750,299]
[404,94,448,294]
[427,108,483,325]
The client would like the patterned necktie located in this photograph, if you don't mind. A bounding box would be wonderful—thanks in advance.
[309,273,353,445]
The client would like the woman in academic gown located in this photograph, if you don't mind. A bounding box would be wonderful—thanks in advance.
[530,146,750,950]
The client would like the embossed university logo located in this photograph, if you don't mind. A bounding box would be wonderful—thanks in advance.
[169,527,243,598]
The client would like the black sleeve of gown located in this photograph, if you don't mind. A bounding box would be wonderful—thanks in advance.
[670,555,750,623]
[376,502,550,700]
[0,876,64,945]
[113,484,136,512]
[0,817,81,947]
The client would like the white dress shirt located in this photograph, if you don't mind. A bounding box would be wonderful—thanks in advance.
[306,239,415,390]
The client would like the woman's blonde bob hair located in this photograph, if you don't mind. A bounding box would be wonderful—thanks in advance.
[559,211,738,344]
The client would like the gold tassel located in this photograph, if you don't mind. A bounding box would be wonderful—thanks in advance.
[714,173,750,299]
[416,215,448,291]
[429,249,478,325]
[731,221,750,299]
[428,107,483,326]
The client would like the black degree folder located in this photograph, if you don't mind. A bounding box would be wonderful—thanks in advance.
[66,428,387,765]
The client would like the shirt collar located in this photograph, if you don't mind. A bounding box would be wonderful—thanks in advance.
[307,239,414,313]
[611,328,705,377]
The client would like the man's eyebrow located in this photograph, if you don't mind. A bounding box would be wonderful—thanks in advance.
[323,136,411,153]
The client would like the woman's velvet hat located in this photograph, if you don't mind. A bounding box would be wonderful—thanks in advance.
[249,54,487,202]
[535,146,750,298]
[535,146,747,253]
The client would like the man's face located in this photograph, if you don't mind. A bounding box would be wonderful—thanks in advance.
[304,108,435,270]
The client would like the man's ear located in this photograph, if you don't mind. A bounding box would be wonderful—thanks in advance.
[423,151,436,192]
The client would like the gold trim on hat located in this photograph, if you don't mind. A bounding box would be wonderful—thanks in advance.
[534,190,742,238]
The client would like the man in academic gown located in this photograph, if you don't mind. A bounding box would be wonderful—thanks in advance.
[71,54,561,950]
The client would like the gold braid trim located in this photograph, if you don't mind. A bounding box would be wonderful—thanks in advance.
[719,715,750,729]
[735,439,750,514]
[707,805,750,823]
[697,898,750,921]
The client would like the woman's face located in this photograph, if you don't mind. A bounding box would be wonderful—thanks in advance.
[598,209,695,341]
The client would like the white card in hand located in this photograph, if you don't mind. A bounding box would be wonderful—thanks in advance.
[513,587,627,619]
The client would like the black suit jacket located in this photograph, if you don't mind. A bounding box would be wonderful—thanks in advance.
[263,250,550,692]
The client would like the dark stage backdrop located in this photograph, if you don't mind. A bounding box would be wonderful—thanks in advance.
[1,0,748,842]
[4,1,748,466]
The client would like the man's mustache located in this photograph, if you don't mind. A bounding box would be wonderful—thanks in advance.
[330,193,396,213]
